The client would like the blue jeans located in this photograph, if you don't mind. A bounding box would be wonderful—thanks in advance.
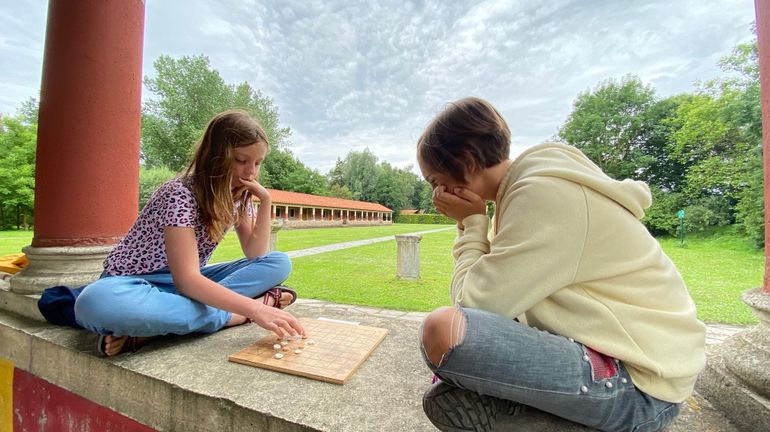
[74,252,291,337]
[419,307,680,432]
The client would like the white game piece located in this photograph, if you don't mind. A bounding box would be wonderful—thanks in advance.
[294,349,303,354]
[293,335,302,340]
[280,340,289,346]
[306,339,315,345]
[272,344,281,350]
[274,353,284,359]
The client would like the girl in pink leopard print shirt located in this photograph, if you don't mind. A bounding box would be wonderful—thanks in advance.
[75,110,305,356]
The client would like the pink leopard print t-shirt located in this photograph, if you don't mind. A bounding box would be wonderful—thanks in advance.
[104,178,221,276]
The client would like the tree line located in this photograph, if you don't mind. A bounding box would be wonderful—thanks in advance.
[559,41,762,246]
[0,39,763,247]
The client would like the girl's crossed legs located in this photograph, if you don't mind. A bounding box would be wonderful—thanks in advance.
[419,307,680,432]
[75,252,292,354]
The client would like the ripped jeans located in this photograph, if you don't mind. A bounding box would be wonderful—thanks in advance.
[419,307,680,432]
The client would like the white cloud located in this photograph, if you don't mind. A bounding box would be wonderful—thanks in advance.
[0,0,757,174]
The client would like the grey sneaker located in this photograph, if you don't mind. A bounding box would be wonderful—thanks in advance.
[422,380,522,432]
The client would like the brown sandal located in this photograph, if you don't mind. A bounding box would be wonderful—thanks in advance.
[262,285,298,309]
[97,334,153,356]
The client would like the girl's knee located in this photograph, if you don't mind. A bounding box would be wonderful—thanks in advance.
[265,251,292,280]
[421,307,466,367]
[74,280,116,327]
[74,277,141,329]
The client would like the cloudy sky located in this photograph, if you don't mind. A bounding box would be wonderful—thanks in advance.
[0,0,757,174]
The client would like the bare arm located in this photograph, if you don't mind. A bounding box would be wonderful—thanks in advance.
[164,226,304,336]
[234,179,272,259]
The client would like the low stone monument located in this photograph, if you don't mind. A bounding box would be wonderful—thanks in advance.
[395,234,421,279]
[270,219,283,252]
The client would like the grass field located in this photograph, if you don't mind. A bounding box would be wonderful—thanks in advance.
[0,230,33,256]
[0,225,762,324]
[281,227,761,324]
[209,224,449,262]
[658,228,763,325]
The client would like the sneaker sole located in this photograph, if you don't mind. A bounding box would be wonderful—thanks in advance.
[423,384,500,432]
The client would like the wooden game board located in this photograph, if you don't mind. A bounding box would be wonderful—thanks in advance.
[228,318,389,384]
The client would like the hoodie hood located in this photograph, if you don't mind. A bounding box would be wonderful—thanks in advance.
[502,142,652,219]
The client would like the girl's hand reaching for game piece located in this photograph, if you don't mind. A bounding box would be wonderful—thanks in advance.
[249,302,306,338]
[432,185,486,223]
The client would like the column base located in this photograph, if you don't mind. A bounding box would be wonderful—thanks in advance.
[9,245,112,295]
[696,288,770,431]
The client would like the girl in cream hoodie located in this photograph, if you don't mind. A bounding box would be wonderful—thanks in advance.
[417,97,705,432]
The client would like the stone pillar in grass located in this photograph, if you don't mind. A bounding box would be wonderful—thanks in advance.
[695,1,770,429]
[395,235,421,279]
[269,220,283,252]
[9,0,144,296]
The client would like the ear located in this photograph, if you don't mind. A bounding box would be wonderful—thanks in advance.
[461,155,481,183]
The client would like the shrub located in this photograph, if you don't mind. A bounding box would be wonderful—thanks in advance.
[682,196,733,234]
[643,188,685,236]
[393,213,454,224]
[139,166,176,210]
[734,170,765,248]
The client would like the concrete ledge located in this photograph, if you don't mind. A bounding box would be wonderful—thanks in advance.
[696,328,770,432]
[0,304,742,431]
[0,288,43,321]
[1,304,433,431]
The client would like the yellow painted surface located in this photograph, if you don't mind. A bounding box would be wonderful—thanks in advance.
[0,358,12,432]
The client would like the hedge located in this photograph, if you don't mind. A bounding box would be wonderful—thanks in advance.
[393,213,455,224]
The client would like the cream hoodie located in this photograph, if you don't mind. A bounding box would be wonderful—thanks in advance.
[452,142,706,403]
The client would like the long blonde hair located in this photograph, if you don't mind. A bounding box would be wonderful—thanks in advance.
[184,110,268,242]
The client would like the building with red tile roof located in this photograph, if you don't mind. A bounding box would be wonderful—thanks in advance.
[257,189,393,228]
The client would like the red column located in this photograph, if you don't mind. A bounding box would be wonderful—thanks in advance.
[757,0,770,293]
[33,0,144,247]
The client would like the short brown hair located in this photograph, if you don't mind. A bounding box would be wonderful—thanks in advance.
[417,97,511,183]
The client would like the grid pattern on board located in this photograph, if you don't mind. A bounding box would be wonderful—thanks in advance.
[229,318,389,384]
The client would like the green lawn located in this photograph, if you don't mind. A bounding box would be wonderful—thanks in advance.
[0,230,33,256]
[284,229,456,312]
[658,228,762,325]
[0,225,763,324]
[209,224,449,262]
[284,227,762,324]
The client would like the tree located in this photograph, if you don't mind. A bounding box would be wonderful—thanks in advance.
[373,163,417,214]
[328,184,354,199]
[413,180,435,213]
[141,55,291,171]
[637,94,693,192]
[0,111,37,229]
[328,149,381,202]
[261,149,329,195]
[558,76,658,180]
[668,92,751,198]
[138,166,176,210]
